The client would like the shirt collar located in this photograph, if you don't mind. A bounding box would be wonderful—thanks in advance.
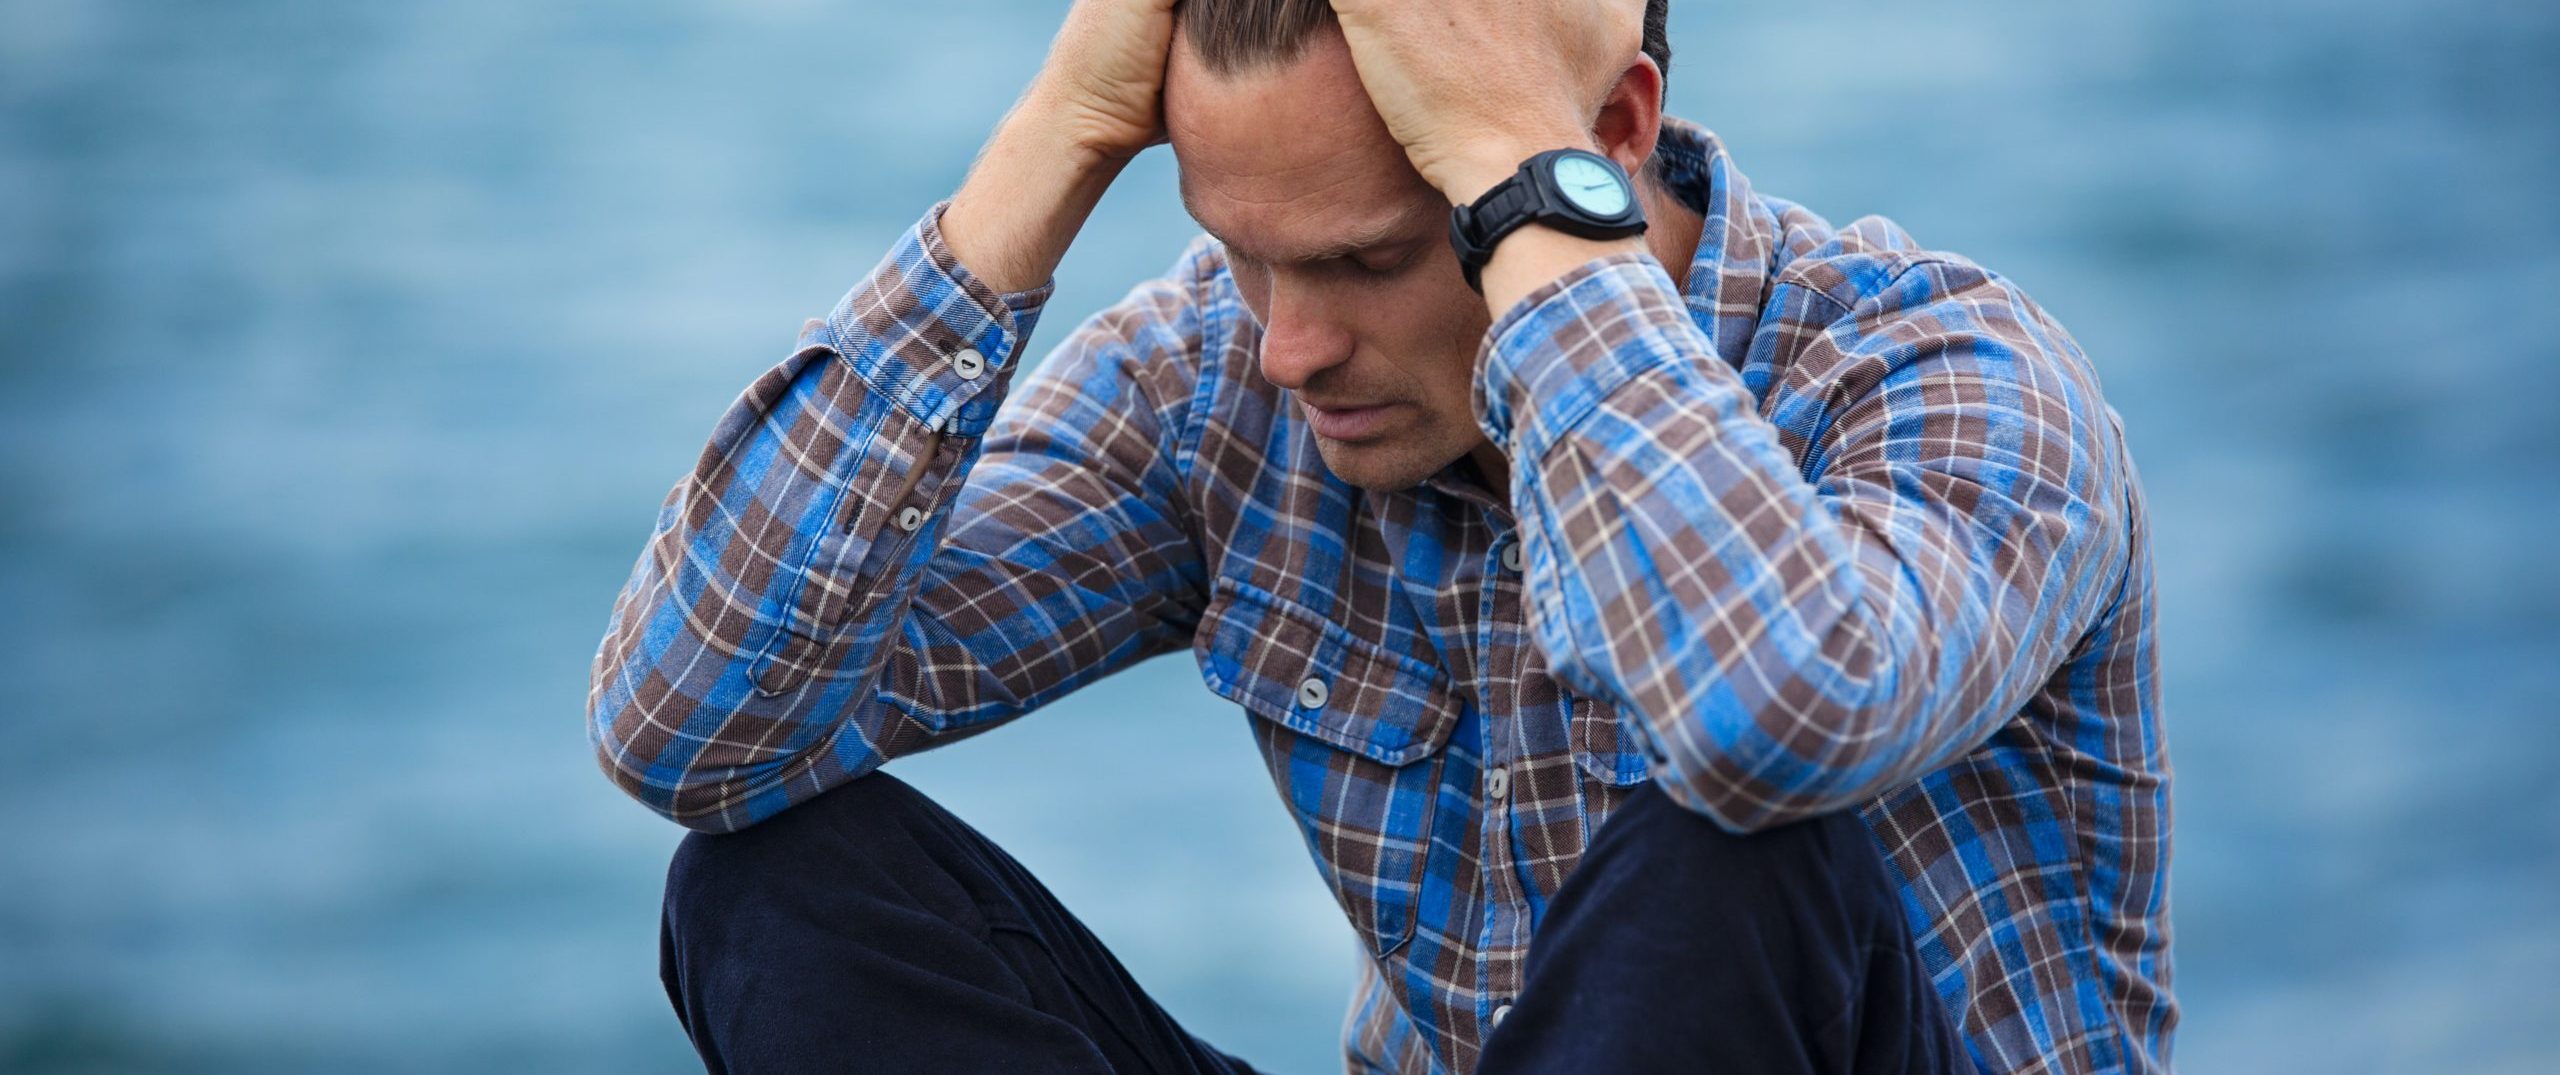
[1645,114,1783,377]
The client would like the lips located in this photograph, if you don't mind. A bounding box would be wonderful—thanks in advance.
[1303,399,1401,441]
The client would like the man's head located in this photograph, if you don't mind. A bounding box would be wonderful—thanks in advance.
[1166,1,1674,492]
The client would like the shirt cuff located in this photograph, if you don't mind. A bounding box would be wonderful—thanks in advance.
[806,199,1058,438]
[1470,251,1716,463]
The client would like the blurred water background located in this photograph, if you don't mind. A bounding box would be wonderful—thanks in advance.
[3,0,2556,1071]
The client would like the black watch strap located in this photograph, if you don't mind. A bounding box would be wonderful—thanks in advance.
[1448,148,1648,294]
[1449,184,1539,293]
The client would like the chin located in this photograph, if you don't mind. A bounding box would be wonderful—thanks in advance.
[1313,436,1456,492]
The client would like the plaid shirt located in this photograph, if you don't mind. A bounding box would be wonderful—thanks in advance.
[589,116,2173,1074]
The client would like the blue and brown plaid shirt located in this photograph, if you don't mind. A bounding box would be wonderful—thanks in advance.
[589,116,2174,1074]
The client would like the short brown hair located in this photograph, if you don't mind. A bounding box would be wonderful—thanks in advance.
[1180,0,1673,93]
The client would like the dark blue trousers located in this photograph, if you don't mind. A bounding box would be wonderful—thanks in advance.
[659,772,1967,1073]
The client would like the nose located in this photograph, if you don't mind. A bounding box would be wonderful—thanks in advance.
[1254,278,1354,392]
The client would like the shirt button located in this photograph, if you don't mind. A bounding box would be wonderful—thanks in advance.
[952,347,986,380]
[1486,765,1510,800]
[894,505,926,532]
[1500,541,1524,574]
[1296,676,1329,709]
[1491,1003,1513,1028]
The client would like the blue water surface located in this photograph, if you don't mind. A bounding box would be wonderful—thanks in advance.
[1,1,2554,1071]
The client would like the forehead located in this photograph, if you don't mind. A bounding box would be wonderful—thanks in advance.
[1165,27,1440,263]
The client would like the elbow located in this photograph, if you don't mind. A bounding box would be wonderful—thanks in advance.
[590,742,765,835]
[586,659,759,836]
[1646,767,1788,836]
[1647,614,1923,835]
[659,794,759,836]
[1649,718,1898,836]
[589,732,757,835]
[583,516,801,835]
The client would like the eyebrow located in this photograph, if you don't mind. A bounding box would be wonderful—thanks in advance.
[1181,189,1426,266]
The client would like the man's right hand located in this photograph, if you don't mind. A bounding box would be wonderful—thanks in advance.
[943,0,1178,294]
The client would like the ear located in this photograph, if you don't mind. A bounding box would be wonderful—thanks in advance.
[1589,55,1666,179]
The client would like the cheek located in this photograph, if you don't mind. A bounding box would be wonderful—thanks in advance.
[1344,273,1493,434]
[1368,260,1490,373]
[1228,258,1272,327]
[1392,246,1491,336]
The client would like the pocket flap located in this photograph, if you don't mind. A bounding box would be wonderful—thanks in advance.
[1194,576,1462,766]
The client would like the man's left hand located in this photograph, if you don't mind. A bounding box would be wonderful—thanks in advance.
[1327,0,1648,203]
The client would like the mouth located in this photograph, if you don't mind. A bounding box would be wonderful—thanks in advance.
[1301,399,1402,442]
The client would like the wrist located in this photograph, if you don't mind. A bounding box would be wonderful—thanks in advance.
[1435,127,1596,205]
[944,109,1128,294]
[1013,82,1153,173]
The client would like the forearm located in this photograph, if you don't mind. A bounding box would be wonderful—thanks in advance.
[1486,257,2118,831]
[943,98,1129,294]
[589,0,1180,831]
[587,203,1053,832]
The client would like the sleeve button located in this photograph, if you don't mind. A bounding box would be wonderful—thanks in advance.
[952,348,986,380]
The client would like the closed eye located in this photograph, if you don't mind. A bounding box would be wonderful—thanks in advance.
[1343,244,1420,277]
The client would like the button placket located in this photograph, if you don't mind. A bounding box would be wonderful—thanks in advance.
[1475,531,1537,1032]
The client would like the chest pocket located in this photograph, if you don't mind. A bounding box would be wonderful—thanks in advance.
[1194,575,1460,959]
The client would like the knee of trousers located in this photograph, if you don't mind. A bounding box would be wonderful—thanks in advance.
[662,771,961,935]
[1574,780,1901,923]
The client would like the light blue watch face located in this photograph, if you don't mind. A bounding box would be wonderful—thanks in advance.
[1551,154,1631,217]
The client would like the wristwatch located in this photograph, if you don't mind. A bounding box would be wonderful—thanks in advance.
[1448,148,1649,294]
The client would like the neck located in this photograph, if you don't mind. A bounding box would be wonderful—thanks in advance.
[1640,174,1706,294]
[1467,439,1511,499]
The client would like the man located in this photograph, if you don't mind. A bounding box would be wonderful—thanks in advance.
[587,0,2174,1071]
